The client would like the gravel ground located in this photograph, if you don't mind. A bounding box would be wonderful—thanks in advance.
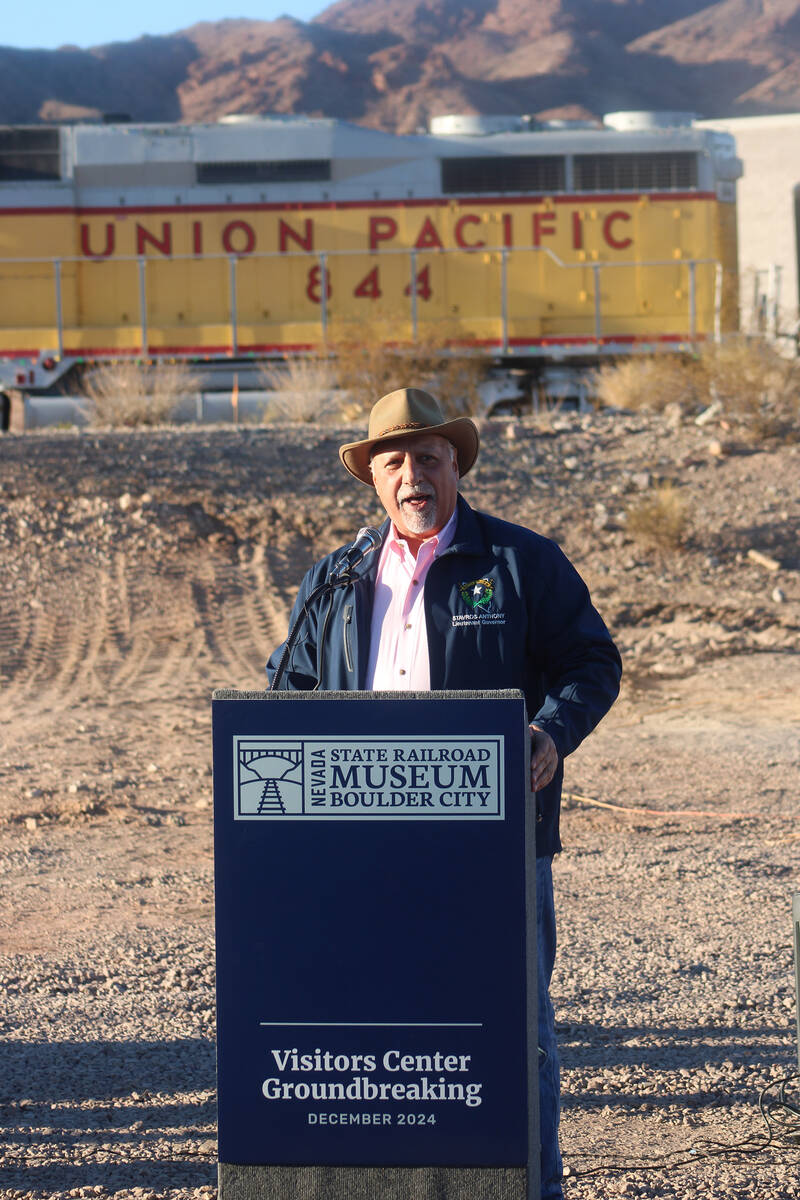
[0,409,798,1198]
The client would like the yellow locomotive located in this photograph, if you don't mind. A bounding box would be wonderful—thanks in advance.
[0,110,741,396]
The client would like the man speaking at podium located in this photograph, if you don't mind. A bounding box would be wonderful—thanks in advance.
[266,387,622,1199]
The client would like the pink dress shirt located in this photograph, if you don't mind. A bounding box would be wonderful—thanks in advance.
[365,509,457,691]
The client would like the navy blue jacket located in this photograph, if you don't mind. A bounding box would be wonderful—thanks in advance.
[266,495,622,856]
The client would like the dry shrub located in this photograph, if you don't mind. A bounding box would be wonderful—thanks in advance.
[626,483,689,551]
[594,339,800,442]
[698,336,799,441]
[81,360,200,428]
[260,357,342,424]
[593,355,702,413]
[327,319,484,420]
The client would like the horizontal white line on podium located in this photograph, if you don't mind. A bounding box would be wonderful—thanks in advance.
[258,1021,484,1027]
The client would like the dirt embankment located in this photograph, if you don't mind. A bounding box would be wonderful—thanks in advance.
[0,410,799,1199]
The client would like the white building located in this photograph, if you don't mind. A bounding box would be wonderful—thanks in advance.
[697,112,800,347]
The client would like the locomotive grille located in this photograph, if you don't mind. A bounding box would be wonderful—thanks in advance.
[441,156,566,195]
[197,159,331,185]
[573,151,698,192]
[0,127,60,182]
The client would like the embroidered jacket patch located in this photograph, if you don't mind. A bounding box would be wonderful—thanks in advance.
[458,578,495,610]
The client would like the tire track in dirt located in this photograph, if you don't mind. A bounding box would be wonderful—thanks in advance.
[242,541,294,661]
[0,537,298,734]
[21,603,60,693]
[108,627,159,696]
[0,601,26,688]
[113,563,202,701]
[190,556,268,692]
[1,558,147,720]
[2,560,126,714]
[215,546,281,688]
[0,593,61,712]
[53,566,118,707]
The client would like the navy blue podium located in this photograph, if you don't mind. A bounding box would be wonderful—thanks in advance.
[212,689,539,1200]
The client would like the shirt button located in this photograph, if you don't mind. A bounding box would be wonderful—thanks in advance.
[404,623,412,630]
[412,579,419,586]
[398,668,406,676]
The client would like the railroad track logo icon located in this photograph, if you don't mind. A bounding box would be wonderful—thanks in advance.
[236,740,304,817]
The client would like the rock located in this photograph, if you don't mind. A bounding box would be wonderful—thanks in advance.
[747,548,781,572]
[663,401,683,429]
[695,400,722,426]
[593,503,610,531]
[772,586,786,603]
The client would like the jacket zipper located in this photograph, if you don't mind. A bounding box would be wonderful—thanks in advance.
[342,604,354,674]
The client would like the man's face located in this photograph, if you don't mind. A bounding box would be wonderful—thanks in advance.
[370,433,459,545]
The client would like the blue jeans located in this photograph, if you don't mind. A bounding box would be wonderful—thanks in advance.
[537,855,563,1199]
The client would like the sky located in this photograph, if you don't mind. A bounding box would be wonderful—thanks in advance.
[3,0,328,50]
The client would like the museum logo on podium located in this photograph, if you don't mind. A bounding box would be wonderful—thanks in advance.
[233,735,504,821]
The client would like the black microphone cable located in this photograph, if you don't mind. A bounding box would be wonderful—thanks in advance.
[269,527,383,691]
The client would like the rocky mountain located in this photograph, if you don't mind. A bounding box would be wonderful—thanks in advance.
[3,0,800,131]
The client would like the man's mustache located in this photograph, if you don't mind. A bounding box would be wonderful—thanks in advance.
[399,487,435,502]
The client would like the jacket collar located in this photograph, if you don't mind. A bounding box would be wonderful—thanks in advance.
[442,494,486,557]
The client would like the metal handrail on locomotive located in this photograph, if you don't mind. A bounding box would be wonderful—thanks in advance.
[0,110,742,396]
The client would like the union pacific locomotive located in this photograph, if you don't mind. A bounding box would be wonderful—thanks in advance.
[0,110,742,398]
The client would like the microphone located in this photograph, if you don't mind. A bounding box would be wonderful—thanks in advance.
[329,527,383,580]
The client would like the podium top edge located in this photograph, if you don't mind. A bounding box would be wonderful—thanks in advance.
[212,688,526,702]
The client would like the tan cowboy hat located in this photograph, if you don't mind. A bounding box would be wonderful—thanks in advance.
[339,387,480,486]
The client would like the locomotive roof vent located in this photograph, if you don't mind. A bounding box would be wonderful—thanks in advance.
[218,112,336,127]
[219,113,273,124]
[538,118,602,131]
[429,114,526,136]
[603,111,696,131]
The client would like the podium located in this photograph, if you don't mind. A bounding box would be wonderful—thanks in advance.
[212,689,540,1200]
